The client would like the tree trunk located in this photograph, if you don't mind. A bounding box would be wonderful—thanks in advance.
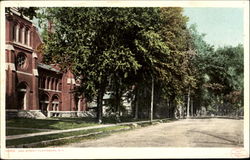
[150,77,154,121]
[114,80,122,122]
[134,88,139,120]
[167,98,171,118]
[191,97,193,117]
[182,95,185,119]
[187,87,190,118]
[97,89,104,124]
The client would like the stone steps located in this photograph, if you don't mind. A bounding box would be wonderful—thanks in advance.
[6,110,46,119]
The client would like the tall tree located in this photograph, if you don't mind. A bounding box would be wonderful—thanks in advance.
[40,7,196,121]
[189,24,243,116]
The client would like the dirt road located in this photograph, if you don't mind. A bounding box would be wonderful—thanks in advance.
[61,118,243,147]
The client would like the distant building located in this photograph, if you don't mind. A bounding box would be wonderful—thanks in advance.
[5,8,93,119]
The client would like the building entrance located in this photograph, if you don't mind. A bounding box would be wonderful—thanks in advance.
[39,94,49,116]
[17,83,28,110]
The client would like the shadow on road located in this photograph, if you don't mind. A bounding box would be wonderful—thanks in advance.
[189,116,243,120]
[191,130,243,147]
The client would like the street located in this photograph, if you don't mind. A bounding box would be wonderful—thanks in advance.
[61,118,243,147]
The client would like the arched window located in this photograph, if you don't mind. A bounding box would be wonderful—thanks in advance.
[51,95,60,112]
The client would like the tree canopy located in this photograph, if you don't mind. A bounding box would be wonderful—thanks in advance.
[189,24,244,116]
[35,7,244,120]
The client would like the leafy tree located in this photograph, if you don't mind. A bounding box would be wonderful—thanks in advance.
[189,24,243,116]
[40,8,168,122]
[157,8,197,117]
[188,24,215,113]
[39,7,199,121]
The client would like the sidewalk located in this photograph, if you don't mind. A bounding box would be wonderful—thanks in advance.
[6,119,167,140]
[6,124,115,140]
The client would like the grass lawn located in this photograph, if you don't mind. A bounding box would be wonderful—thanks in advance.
[6,116,171,130]
[6,128,44,136]
[6,117,174,148]
[6,117,99,130]
[6,125,130,147]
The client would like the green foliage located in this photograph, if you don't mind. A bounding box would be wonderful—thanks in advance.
[189,24,243,115]
[39,7,201,119]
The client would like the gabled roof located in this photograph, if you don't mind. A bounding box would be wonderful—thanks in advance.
[37,63,61,73]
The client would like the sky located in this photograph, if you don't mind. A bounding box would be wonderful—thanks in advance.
[183,8,244,48]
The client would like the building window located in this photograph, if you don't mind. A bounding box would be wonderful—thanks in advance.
[41,77,44,88]
[18,26,22,43]
[15,24,20,42]
[58,82,62,91]
[47,77,50,89]
[12,23,16,41]
[24,28,28,45]
[54,79,57,91]
[51,78,54,90]
[16,53,27,69]
[27,30,30,46]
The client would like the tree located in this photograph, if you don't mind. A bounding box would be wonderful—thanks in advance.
[40,8,168,122]
[209,45,244,115]
[189,24,243,116]
[40,7,197,121]
[158,8,197,117]
[188,24,215,114]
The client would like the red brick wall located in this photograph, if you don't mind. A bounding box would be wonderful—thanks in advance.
[5,9,87,113]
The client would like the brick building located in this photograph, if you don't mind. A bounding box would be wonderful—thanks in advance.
[5,8,92,119]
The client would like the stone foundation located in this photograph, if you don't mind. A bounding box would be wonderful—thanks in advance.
[48,111,96,118]
[6,110,96,119]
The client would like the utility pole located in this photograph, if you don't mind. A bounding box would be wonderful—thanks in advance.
[191,97,193,117]
[187,86,190,118]
[150,77,154,122]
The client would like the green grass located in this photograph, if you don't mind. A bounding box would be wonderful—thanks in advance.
[6,129,43,136]
[6,117,174,147]
[6,117,172,130]
[6,117,98,130]
[6,125,130,147]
